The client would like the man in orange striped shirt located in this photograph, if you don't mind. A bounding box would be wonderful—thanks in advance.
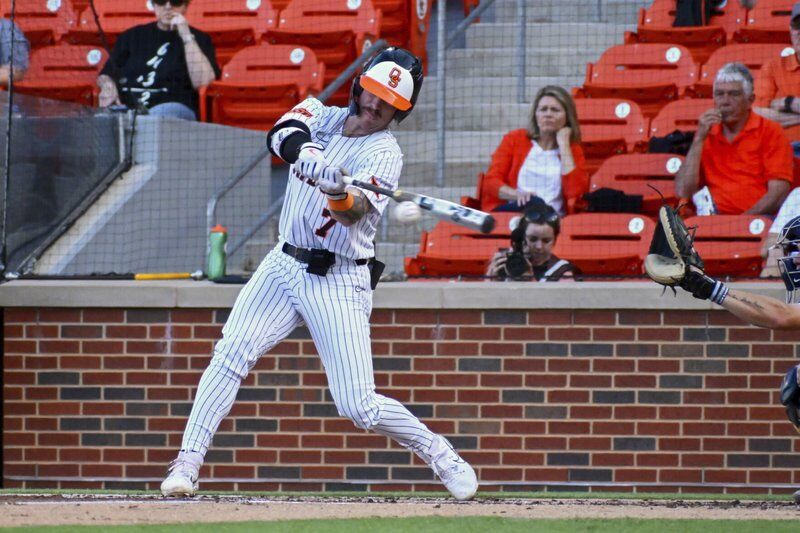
[676,63,793,215]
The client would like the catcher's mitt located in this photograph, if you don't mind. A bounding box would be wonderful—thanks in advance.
[644,205,704,286]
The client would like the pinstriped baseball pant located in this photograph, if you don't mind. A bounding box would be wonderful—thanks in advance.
[180,245,437,459]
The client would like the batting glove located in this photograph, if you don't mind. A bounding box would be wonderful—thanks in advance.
[297,142,326,164]
[297,160,346,196]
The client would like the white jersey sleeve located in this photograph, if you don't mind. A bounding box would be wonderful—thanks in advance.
[347,134,403,217]
[274,97,329,134]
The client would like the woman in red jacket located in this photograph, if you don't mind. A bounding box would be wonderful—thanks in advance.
[480,85,589,215]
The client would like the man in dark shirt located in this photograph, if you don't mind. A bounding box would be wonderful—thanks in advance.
[96,0,219,120]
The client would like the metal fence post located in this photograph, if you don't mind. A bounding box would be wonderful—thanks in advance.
[517,0,527,104]
[435,0,446,188]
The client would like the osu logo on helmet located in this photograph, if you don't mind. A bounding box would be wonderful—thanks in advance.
[388,67,402,88]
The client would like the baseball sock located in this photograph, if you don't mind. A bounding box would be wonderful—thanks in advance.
[369,394,438,457]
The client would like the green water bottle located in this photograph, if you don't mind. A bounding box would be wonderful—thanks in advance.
[207,224,228,281]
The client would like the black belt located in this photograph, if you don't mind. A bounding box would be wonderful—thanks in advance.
[282,242,370,266]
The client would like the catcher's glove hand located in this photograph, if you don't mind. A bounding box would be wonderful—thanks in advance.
[781,364,800,435]
[644,206,730,305]
[644,205,704,284]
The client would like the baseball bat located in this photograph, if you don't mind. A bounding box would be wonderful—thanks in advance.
[341,176,496,234]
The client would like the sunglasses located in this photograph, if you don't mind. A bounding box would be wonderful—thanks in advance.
[152,0,187,7]
[524,208,559,225]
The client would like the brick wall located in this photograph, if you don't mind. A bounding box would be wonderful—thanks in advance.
[4,302,800,494]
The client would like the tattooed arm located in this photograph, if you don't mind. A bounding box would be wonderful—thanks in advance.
[328,188,371,227]
[722,290,800,330]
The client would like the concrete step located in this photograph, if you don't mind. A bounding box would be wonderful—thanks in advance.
[402,160,487,188]
[400,103,531,131]
[411,75,584,107]
[488,0,646,24]
[394,131,504,162]
[444,47,597,78]
[465,22,633,50]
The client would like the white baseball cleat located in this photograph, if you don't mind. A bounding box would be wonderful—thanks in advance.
[427,436,479,501]
[160,451,201,497]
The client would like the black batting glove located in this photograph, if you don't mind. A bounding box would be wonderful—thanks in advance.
[679,270,729,305]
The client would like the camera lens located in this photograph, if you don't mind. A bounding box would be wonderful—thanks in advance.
[504,251,528,278]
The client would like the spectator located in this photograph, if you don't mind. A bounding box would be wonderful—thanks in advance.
[96,0,219,120]
[675,62,793,215]
[0,18,29,85]
[485,198,580,281]
[753,1,800,152]
[480,85,588,216]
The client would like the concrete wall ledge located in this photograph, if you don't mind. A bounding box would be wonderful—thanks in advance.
[0,279,786,310]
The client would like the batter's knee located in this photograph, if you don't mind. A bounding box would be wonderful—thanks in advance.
[210,335,261,380]
[332,389,382,430]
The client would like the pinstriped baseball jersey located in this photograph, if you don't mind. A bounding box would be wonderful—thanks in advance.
[279,97,403,260]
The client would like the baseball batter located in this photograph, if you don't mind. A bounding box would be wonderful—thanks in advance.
[160,47,478,500]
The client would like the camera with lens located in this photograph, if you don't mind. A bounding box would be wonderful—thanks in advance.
[499,213,532,279]
[504,245,529,278]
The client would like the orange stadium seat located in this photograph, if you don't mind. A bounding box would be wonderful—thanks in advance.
[200,43,324,131]
[552,213,655,276]
[734,0,794,44]
[265,0,381,105]
[404,212,518,277]
[15,43,108,106]
[648,98,713,138]
[575,98,649,174]
[0,0,77,48]
[186,0,277,66]
[576,44,699,118]
[69,0,153,46]
[625,0,748,63]
[689,43,792,98]
[588,153,683,216]
[683,215,772,276]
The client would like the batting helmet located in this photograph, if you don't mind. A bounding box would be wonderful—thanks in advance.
[349,47,423,123]
[776,215,800,304]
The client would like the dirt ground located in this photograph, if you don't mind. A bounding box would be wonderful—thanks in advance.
[1,494,799,527]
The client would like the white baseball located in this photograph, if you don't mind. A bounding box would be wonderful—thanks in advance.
[392,201,422,224]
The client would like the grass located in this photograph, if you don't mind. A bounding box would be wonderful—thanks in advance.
[2,518,800,533]
[0,488,791,502]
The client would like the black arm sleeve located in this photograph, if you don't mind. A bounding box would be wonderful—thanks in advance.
[266,119,312,164]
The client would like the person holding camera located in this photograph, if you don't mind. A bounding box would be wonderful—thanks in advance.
[485,199,580,281]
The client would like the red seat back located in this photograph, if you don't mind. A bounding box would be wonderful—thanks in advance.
[203,43,324,131]
[15,43,108,105]
[267,0,381,104]
[580,44,699,117]
[692,43,791,97]
[405,213,518,277]
[186,0,277,65]
[649,98,714,138]
[71,0,154,46]
[589,153,683,216]
[575,98,649,153]
[629,0,747,63]
[553,213,655,276]
[735,0,794,43]
[0,0,77,47]
[683,215,772,276]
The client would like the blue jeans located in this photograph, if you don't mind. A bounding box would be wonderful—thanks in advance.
[792,141,800,158]
[148,102,197,121]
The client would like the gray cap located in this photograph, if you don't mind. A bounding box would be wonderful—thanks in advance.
[793,2,800,23]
